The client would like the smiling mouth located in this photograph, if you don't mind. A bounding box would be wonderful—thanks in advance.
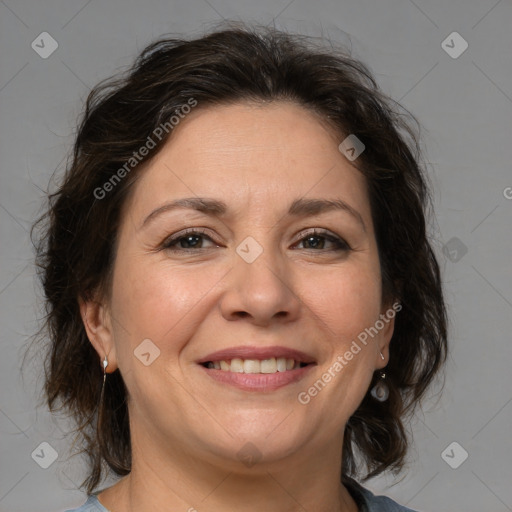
[201,357,312,374]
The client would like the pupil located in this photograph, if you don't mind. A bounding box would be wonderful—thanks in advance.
[307,236,322,249]
[184,235,199,248]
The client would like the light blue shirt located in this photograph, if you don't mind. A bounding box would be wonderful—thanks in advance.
[64,479,418,511]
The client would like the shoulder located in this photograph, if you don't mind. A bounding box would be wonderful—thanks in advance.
[63,494,109,512]
[345,478,419,512]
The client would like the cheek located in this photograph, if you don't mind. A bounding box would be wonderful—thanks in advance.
[303,259,383,341]
[111,258,224,356]
[297,265,382,425]
[108,260,218,411]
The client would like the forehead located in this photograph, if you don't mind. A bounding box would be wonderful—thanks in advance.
[122,101,371,225]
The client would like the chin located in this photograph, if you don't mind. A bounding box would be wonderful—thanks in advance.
[202,415,311,466]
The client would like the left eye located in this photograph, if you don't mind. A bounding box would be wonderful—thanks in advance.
[294,229,350,251]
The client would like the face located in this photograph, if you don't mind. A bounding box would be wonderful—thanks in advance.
[85,101,395,471]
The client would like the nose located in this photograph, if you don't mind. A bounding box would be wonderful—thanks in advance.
[219,243,302,327]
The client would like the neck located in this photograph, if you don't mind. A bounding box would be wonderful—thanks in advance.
[98,429,358,512]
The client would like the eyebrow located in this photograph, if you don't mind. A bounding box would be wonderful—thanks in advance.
[141,196,366,232]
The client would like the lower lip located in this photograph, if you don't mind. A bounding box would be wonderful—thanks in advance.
[199,365,315,391]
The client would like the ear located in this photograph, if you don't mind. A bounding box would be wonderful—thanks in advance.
[79,294,118,373]
[375,300,401,369]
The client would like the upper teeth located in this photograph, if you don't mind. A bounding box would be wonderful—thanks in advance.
[206,357,298,373]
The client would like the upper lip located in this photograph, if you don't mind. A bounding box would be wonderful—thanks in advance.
[197,345,316,364]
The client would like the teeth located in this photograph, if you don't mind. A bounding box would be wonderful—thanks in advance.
[230,358,244,373]
[206,357,305,373]
[261,358,276,373]
[243,359,260,373]
[276,357,287,372]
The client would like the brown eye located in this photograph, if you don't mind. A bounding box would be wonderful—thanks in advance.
[295,229,350,252]
[162,228,218,251]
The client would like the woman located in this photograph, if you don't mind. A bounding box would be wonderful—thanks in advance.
[33,23,447,512]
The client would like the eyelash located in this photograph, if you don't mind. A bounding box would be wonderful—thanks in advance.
[161,228,351,253]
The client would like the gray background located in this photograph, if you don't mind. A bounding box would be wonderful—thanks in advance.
[1,0,511,511]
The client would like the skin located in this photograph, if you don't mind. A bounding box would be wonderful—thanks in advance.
[80,101,396,512]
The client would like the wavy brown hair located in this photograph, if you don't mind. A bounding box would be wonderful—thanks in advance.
[30,23,448,493]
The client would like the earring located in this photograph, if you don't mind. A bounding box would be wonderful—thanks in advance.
[102,355,108,380]
[99,355,108,407]
[380,352,385,360]
[370,371,389,401]
[96,355,108,468]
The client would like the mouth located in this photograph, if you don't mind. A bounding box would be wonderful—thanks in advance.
[200,357,310,373]
[197,346,316,391]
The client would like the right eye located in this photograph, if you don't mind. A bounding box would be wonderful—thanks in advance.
[161,228,219,252]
